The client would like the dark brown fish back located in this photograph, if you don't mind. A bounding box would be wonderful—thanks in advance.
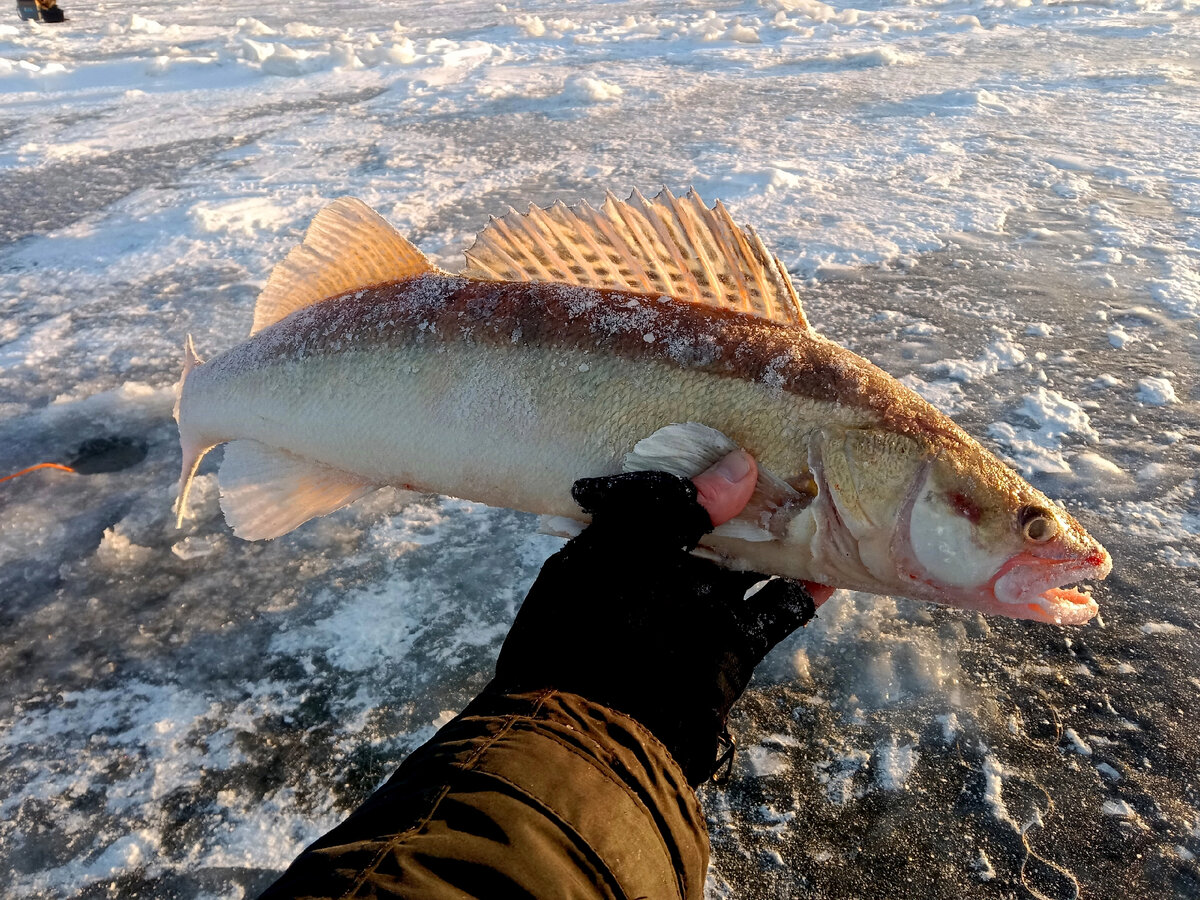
[235,274,977,451]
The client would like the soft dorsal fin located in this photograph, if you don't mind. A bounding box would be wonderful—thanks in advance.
[462,188,808,328]
[252,197,436,335]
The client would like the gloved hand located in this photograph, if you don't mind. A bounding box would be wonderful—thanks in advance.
[491,451,833,786]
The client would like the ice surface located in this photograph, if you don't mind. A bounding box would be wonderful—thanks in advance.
[1139,375,1180,406]
[1,1,1198,898]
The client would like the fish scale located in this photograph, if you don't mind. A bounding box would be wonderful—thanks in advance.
[175,192,1110,624]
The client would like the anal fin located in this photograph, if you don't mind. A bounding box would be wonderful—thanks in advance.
[219,440,374,540]
[623,423,813,542]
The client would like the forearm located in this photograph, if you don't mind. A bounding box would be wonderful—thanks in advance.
[259,462,821,899]
[257,689,708,900]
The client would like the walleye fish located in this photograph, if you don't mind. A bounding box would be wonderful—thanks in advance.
[175,189,1111,624]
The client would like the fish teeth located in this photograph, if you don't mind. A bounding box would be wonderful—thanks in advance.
[994,561,1104,627]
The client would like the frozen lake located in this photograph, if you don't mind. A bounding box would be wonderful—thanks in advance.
[0,1,1197,897]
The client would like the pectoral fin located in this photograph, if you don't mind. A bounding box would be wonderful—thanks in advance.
[623,422,813,542]
[219,440,375,540]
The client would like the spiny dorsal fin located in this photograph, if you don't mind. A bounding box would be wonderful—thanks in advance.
[252,197,436,335]
[462,188,808,328]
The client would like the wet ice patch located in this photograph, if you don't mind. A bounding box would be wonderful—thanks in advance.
[1063,728,1092,756]
[873,738,919,791]
[1140,621,1185,636]
[1102,799,1136,818]
[927,332,1026,383]
[1136,376,1177,405]
[744,744,791,777]
[191,197,298,238]
[561,74,624,103]
[988,388,1098,476]
[815,747,870,804]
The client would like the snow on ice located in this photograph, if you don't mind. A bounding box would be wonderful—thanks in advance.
[1,1,1198,899]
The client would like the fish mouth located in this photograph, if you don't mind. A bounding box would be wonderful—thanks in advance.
[991,550,1111,625]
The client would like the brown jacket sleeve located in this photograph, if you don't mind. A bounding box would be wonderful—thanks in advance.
[257,689,710,900]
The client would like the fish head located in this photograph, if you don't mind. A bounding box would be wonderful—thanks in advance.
[899,440,1110,623]
[803,427,1111,624]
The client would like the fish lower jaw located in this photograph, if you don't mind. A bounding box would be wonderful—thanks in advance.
[992,562,1102,625]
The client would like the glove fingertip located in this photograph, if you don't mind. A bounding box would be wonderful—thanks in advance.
[751,577,817,625]
[569,475,607,514]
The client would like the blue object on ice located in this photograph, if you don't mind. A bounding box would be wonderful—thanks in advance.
[16,0,39,21]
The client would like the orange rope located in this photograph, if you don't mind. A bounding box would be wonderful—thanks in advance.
[0,462,77,484]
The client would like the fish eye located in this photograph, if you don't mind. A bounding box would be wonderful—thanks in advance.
[1019,506,1058,543]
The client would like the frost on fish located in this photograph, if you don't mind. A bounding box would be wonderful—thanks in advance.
[174,190,1111,624]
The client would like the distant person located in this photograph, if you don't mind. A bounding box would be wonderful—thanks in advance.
[37,0,64,22]
[16,0,64,22]
[258,452,834,899]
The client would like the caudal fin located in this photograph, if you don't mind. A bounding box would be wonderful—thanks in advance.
[174,335,213,527]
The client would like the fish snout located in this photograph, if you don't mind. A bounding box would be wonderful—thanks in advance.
[990,549,1108,625]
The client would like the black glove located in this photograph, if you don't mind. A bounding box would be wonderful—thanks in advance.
[490,470,815,786]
